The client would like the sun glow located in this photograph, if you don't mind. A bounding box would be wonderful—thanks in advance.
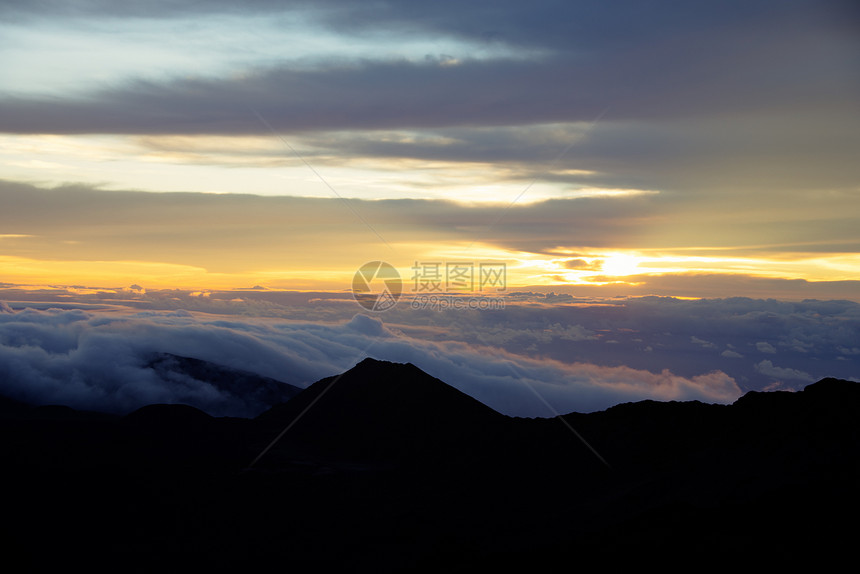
[600,254,641,277]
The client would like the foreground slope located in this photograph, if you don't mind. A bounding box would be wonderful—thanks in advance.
[1,359,857,571]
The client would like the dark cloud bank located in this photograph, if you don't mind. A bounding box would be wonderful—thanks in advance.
[2,0,856,198]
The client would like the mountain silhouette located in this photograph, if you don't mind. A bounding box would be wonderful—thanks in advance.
[124,402,214,427]
[1,359,857,571]
[254,358,507,462]
[145,352,303,416]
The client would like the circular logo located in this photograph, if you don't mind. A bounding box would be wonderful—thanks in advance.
[352,261,402,311]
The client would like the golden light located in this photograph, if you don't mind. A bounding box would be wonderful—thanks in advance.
[600,253,641,277]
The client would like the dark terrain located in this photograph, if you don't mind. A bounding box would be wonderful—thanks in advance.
[2,358,858,571]
[145,352,303,417]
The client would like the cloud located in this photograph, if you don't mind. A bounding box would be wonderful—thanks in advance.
[754,360,814,383]
[2,1,856,197]
[1,290,857,415]
[564,259,602,271]
[3,36,855,139]
[563,273,860,303]
[385,295,859,393]
[4,179,858,301]
[0,308,324,416]
[691,336,717,349]
[346,313,388,337]
[756,342,777,354]
[1,0,857,273]
[0,303,748,418]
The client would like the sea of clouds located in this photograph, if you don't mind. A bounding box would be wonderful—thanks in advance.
[1,291,857,417]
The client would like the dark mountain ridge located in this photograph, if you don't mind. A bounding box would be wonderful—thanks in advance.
[1,359,857,571]
[145,352,303,417]
[254,358,508,463]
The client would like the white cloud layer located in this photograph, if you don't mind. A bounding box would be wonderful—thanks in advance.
[0,303,744,417]
[1,292,857,417]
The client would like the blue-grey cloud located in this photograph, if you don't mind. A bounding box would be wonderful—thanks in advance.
[3,40,855,136]
[2,1,855,138]
[756,341,778,354]
[5,1,856,54]
[0,302,745,418]
[755,360,815,383]
[2,293,857,417]
[2,0,857,212]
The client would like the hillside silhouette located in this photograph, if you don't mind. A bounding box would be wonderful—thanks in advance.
[1,359,857,571]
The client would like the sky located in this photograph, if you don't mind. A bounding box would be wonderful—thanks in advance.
[0,0,858,295]
[1,1,858,416]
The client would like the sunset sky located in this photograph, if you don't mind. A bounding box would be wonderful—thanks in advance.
[1,1,859,417]
[2,0,858,298]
